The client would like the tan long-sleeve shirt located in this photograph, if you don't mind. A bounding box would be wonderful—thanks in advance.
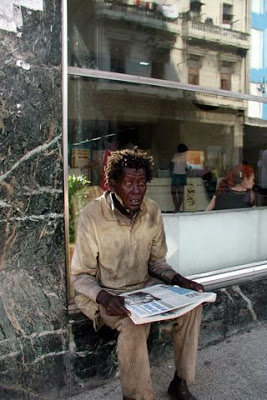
[71,191,177,327]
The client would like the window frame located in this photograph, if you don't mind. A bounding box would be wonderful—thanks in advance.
[222,3,234,25]
[188,66,199,86]
[220,72,231,91]
[62,1,267,300]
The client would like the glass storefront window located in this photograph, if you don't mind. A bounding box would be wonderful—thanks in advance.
[68,75,254,214]
[66,0,267,290]
[67,0,267,219]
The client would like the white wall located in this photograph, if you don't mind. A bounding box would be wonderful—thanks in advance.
[248,83,263,118]
[163,207,267,275]
[250,29,263,69]
[251,0,264,14]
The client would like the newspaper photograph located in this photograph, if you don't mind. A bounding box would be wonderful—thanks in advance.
[121,284,216,325]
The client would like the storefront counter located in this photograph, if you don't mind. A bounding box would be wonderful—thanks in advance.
[147,177,210,212]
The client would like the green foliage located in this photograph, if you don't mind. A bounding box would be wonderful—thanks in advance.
[68,174,90,243]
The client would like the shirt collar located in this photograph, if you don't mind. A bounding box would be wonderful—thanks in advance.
[102,190,148,221]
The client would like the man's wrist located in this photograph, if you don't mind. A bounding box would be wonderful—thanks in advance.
[172,273,183,286]
[172,274,204,292]
[96,289,111,306]
[172,274,192,288]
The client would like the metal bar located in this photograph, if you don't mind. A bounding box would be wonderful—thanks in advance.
[189,261,267,290]
[68,66,267,104]
[62,0,71,300]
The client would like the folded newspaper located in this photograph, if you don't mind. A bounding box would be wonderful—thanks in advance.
[121,284,216,325]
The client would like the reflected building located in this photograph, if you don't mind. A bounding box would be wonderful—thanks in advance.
[247,0,267,120]
[244,0,267,181]
[68,0,251,211]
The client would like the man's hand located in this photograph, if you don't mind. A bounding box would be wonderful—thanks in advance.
[96,290,131,316]
[172,274,204,292]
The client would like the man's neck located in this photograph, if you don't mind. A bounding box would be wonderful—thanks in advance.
[111,193,137,219]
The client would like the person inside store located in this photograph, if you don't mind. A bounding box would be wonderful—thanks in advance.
[170,143,188,212]
[100,135,119,191]
[206,164,255,211]
[201,167,217,201]
[71,147,204,400]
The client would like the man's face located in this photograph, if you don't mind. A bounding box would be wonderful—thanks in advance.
[110,167,147,212]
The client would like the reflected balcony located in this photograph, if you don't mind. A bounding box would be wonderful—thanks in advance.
[96,2,182,33]
[185,90,247,112]
[183,20,250,50]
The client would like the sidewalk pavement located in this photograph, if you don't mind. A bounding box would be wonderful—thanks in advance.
[67,323,267,400]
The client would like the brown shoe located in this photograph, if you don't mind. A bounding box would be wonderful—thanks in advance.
[123,397,135,400]
[168,373,197,400]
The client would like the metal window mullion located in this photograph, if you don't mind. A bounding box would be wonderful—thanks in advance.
[68,66,267,104]
[62,0,72,301]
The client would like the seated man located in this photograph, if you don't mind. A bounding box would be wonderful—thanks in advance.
[71,147,204,400]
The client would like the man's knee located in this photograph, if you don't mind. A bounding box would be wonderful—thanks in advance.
[116,318,151,337]
[173,305,203,327]
[115,316,137,332]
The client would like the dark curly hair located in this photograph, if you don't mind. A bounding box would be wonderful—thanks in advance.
[177,143,188,153]
[105,147,154,183]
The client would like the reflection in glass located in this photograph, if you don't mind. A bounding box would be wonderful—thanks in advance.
[67,0,267,221]
[68,0,251,92]
[66,0,267,296]
[67,75,266,218]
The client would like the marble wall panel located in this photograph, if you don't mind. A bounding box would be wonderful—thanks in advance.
[0,331,69,400]
[0,264,67,337]
[0,1,69,398]
[69,315,118,382]
[0,348,26,400]
[1,218,65,270]
[18,5,62,67]
[0,262,69,399]
[0,0,64,270]
[0,2,61,67]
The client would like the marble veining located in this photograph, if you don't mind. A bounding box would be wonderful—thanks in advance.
[220,287,235,303]
[0,213,63,223]
[0,134,62,182]
[232,285,258,322]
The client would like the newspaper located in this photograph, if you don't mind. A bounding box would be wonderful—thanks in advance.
[121,284,216,325]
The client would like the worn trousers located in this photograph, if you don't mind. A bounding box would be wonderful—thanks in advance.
[99,304,203,400]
